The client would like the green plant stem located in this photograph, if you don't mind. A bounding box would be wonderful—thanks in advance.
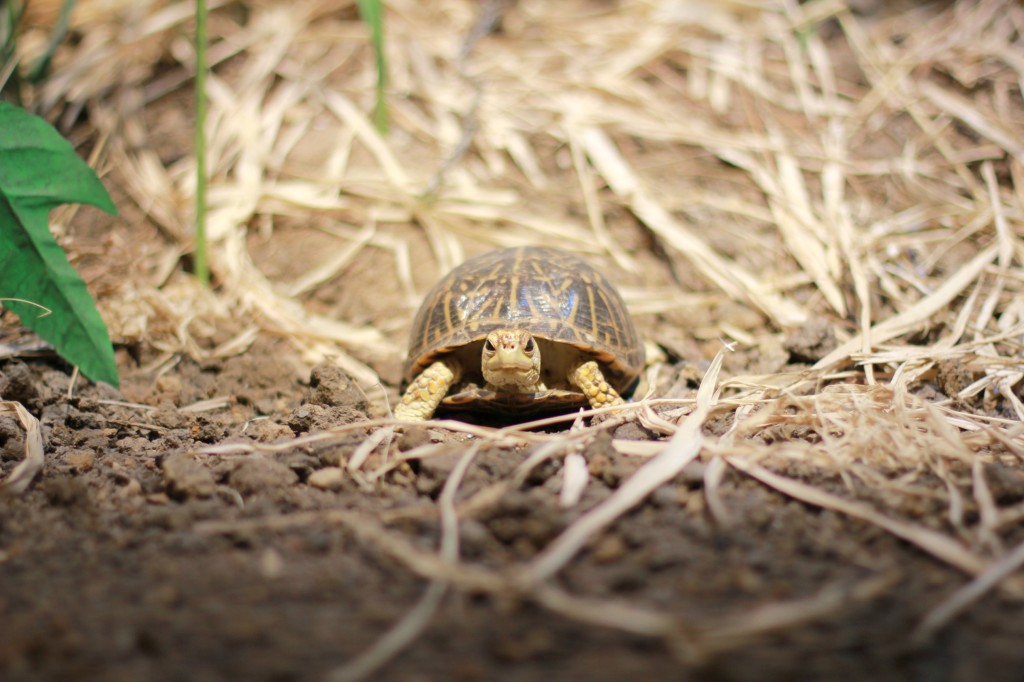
[1,1,25,102]
[357,0,388,134]
[194,0,209,286]
[26,0,77,83]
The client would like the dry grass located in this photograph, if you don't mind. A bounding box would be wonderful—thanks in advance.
[0,400,44,496]
[9,0,1024,672]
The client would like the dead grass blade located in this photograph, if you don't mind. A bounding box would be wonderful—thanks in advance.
[919,81,1024,164]
[542,583,679,639]
[695,571,899,659]
[716,147,846,316]
[912,538,1024,645]
[328,444,481,682]
[815,243,1001,371]
[726,458,986,576]
[0,401,44,496]
[580,126,808,327]
[519,349,724,586]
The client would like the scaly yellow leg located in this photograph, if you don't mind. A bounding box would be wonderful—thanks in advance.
[569,360,623,409]
[395,361,460,421]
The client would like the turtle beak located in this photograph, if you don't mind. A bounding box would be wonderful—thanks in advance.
[491,346,535,371]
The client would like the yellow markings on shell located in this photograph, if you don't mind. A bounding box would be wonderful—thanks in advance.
[443,289,454,337]
[584,277,598,339]
[509,273,520,318]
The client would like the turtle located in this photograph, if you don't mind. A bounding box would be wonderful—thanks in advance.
[394,246,644,422]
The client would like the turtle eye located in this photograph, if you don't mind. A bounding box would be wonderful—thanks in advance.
[483,339,495,353]
[524,338,535,354]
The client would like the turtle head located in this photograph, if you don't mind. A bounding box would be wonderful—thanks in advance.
[481,329,542,391]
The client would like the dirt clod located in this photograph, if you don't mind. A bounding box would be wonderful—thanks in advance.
[40,475,91,507]
[287,404,364,433]
[0,416,25,461]
[162,453,217,499]
[613,421,657,441]
[243,418,294,442]
[306,362,368,410]
[0,361,40,406]
[784,318,839,363]
[415,449,467,496]
[397,426,433,452]
[936,359,977,399]
[227,457,299,495]
[984,462,1024,503]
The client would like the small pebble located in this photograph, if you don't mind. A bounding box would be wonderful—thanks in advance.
[118,478,144,497]
[260,548,285,579]
[587,452,612,479]
[155,375,183,394]
[308,467,346,491]
[592,534,627,563]
[397,427,432,452]
[613,422,656,441]
[64,449,96,471]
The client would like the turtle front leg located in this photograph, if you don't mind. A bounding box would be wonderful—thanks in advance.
[569,360,624,409]
[395,361,461,421]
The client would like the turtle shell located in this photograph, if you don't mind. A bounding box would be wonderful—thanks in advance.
[403,247,644,410]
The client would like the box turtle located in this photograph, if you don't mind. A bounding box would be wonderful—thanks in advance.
[395,246,644,421]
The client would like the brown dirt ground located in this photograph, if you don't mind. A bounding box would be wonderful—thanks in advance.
[4,265,1024,682]
[3,342,1024,682]
[5,1,1024,681]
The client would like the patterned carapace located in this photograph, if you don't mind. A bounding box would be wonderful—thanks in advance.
[404,246,644,395]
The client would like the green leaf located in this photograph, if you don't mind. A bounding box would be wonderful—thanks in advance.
[0,102,119,386]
